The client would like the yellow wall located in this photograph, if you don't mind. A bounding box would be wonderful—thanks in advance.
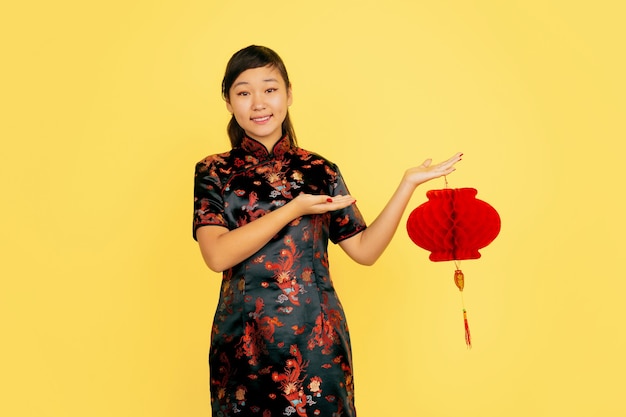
[2,1,625,416]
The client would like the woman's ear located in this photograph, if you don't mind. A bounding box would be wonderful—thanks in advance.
[287,83,293,107]
[225,100,233,114]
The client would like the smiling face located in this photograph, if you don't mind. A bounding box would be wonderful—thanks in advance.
[225,65,293,149]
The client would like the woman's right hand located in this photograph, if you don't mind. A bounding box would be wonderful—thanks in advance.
[289,193,356,216]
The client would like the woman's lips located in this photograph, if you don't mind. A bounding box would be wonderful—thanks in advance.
[251,115,272,124]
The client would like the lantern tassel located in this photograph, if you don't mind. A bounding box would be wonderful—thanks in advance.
[454,268,472,349]
[462,308,472,349]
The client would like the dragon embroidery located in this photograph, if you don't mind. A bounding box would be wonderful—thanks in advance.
[265,235,303,306]
[236,297,284,365]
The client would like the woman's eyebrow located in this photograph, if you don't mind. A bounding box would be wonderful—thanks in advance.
[232,78,279,88]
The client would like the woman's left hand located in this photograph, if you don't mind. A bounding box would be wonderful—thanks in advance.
[403,152,463,187]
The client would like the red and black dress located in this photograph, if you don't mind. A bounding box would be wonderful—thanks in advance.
[193,135,366,417]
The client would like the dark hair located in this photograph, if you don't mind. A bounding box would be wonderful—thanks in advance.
[221,45,297,148]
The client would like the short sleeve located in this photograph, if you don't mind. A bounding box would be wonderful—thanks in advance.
[328,165,367,243]
[192,161,228,241]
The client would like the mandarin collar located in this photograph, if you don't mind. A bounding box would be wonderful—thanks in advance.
[241,134,292,160]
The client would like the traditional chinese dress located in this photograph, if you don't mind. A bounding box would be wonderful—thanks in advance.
[193,135,366,417]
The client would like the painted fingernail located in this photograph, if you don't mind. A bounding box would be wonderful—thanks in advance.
[352,200,357,205]
[327,198,333,203]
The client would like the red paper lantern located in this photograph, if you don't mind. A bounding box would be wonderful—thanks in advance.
[406,187,501,348]
[407,188,501,261]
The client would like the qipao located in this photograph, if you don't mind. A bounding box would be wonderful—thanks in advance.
[193,135,366,417]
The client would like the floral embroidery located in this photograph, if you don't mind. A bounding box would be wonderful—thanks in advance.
[193,135,367,416]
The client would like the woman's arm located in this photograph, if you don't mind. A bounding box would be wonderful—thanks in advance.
[197,194,356,272]
[338,152,462,265]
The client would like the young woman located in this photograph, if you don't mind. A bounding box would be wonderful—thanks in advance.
[193,45,461,417]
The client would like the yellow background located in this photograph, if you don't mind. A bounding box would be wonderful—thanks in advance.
[2,1,625,416]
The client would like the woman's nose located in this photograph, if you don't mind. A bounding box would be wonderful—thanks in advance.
[251,95,266,110]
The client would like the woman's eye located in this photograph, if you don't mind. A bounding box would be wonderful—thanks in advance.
[266,88,277,93]
[237,91,249,96]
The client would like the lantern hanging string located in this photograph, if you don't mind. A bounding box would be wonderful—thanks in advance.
[454,261,472,349]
